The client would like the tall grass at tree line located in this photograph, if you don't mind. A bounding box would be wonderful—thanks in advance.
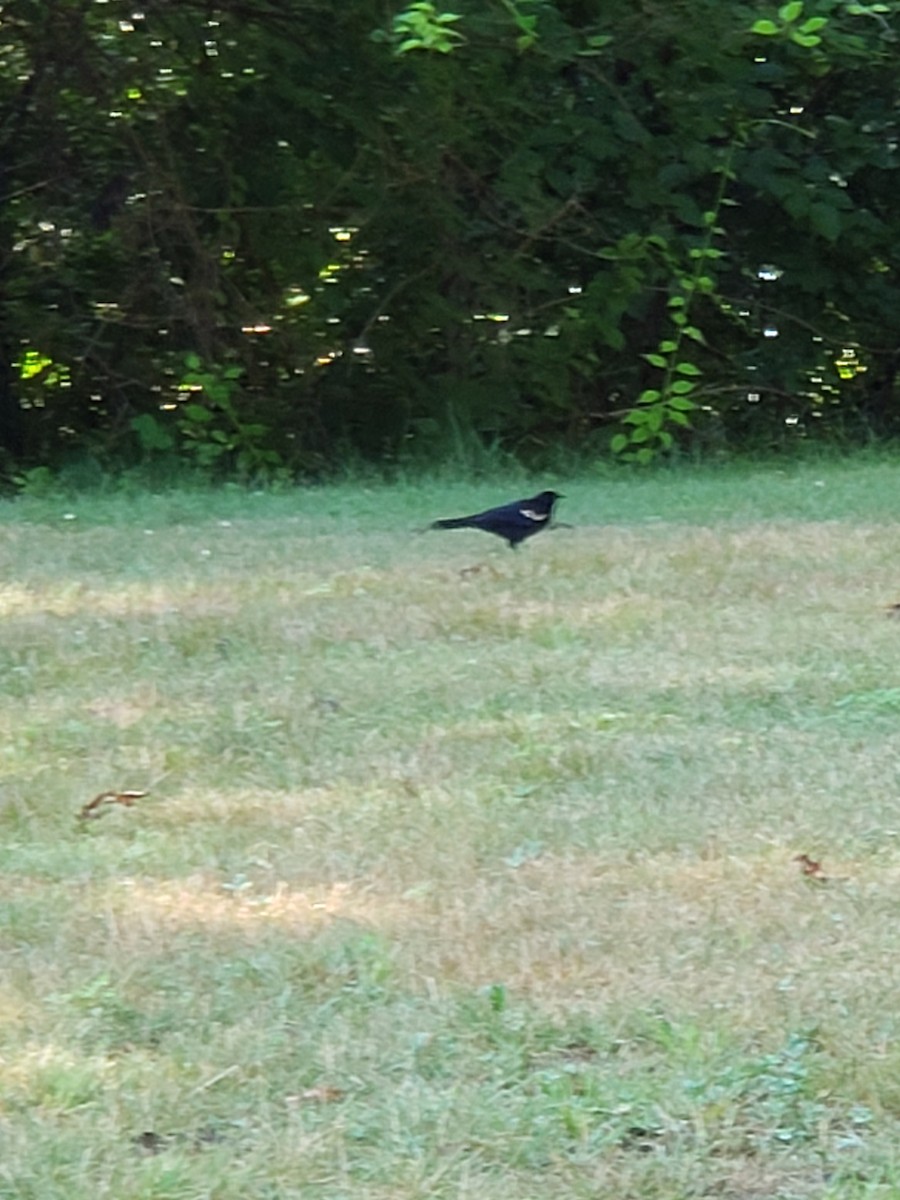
[3,458,900,1197]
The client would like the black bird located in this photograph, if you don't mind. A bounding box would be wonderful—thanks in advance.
[430,490,563,549]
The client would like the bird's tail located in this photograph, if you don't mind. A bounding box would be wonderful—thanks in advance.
[430,517,476,531]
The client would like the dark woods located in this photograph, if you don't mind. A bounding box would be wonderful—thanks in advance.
[2,1,898,478]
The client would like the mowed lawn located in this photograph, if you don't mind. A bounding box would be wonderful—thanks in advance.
[4,460,900,1198]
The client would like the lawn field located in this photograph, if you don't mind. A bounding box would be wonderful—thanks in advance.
[4,460,900,1198]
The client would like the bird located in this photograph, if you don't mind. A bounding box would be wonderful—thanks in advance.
[429,490,563,549]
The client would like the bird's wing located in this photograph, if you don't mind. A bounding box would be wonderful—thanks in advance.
[519,507,550,522]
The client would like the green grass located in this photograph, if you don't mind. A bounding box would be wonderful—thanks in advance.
[4,457,900,1197]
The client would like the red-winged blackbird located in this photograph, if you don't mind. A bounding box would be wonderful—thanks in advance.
[430,490,563,549]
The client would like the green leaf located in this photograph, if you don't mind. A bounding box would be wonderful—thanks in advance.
[203,443,228,462]
[637,388,662,404]
[799,16,828,32]
[624,408,652,427]
[130,413,174,451]
[610,433,629,454]
[670,379,696,395]
[642,353,668,368]
[644,405,663,432]
[184,352,202,371]
[675,361,702,376]
[790,31,821,45]
[612,108,651,146]
[668,395,697,411]
[750,18,780,34]
[659,340,678,353]
[183,403,213,423]
[809,201,841,241]
[683,326,707,344]
[779,0,803,21]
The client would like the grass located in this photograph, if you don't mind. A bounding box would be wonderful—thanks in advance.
[4,456,900,1197]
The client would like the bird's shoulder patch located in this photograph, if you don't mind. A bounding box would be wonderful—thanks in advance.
[520,508,550,522]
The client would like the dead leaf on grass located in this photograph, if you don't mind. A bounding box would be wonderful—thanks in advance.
[78,789,148,820]
[793,852,827,882]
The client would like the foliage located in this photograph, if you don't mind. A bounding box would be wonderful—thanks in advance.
[0,0,898,475]
[386,2,467,53]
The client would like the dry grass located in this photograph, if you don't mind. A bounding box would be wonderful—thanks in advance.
[4,463,900,1197]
